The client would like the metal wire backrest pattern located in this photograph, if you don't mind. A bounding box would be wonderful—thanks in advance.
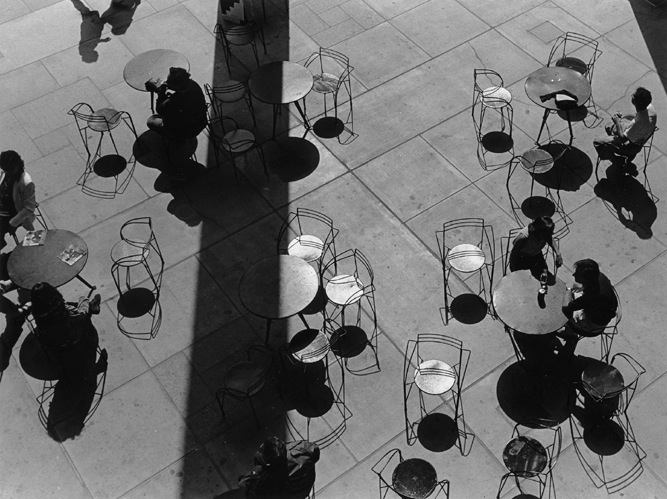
[547,32,601,84]
[68,103,122,156]
[438,218,495,268]
[371,448,403,498]
[607,353,645,415]
[322,248,375,306]
[513,419,563,475]
[415,333,467,394]
[115,217,164,298]
[473,69,506,108]
[305,47,352,95]
[204,81,256,127]
[277,208,338,275]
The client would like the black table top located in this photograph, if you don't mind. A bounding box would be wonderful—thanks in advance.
[391,458,438,499]
[8,229,88,290]
[248,61,313,105]
[492,270,568,335]
[525,67,591,111]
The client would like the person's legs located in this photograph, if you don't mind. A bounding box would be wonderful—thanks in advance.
[593,134,624,161]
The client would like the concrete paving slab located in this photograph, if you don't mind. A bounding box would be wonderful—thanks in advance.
[457,0,545,28]
[0,110,42,163]
[63,370,196,499]
[153,350,214,416]
[0,0,30,24]
[390,0,490,58]
[551,0,636,35]
[0,61,60,114]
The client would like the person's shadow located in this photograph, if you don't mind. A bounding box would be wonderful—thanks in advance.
[70,0,141,62]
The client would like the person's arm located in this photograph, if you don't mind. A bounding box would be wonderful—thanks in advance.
[547,236,563,267]
[9,175,36,228]
[611,113,633,141]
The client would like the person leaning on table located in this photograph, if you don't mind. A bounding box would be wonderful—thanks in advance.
[0,150,36,251]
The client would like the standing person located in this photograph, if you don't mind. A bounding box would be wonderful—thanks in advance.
[145,67,208,141]
[593,87,657,176]
[508,216,563,278]
[0,150,36,250]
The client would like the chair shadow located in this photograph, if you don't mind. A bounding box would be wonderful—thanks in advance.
[416,412,459,452]
[449,294,488,324]
[594,167,657,239]
[264,137,321,182]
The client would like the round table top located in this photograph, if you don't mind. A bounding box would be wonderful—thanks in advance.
[447,243,485,272]
[123,49,190,91]
[525,66,591,111]
[414,359,456,395]
[248,61,314,105]
[492,270,568,335]
[238,255,319,320]
[582,362,625,400]
[391,458,438,499]
[8,229,88,290]
[503,435,548,476]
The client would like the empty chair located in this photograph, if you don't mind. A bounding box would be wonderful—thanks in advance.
[207,114,267,184]
[68,103,138,199]
[304,48,357,144]
[436,218,495,325]
[214,20,266,74]
[472,69,514,170]
[204,81,256,128]
[497,419,562,499]
[110,217,164,340]
[372,448,450,499]
[547,32,602,127]
[217,345,274,428]
[403,333,473,455]
[322,248,374,325]
[570,353,646,493]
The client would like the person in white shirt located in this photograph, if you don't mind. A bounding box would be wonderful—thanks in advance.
[594,87,657,176]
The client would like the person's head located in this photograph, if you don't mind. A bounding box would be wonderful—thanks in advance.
[0,150,25,179]
[573,258,600,286]
[631,87,652,111]
[528,216,555,239]
[256,436,287,470]
[166,67,191,92]
[31,282,67,329]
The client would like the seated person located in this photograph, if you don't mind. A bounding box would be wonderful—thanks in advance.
[561,259,618,337]
[146,67,207,141]
[238,436,320,499]
[0,252,31,371]
[0,150,36,251]
[593,87,657,176]
[509,216,563,278]
[30,282,104,383]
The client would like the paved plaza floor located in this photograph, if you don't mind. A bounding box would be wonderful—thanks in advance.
[1,0,667,497]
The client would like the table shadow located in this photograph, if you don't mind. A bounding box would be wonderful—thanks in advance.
[264,137,320,182]
[534,143,593,191]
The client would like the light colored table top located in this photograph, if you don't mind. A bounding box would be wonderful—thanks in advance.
[123,49,190,92]
[8,229,88,290]
[492,270,568,335]
[248,61,314,105]
[525,66,591,111]
[238,255,319,320]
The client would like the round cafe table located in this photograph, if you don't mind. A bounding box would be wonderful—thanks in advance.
[8,229,94,291]
[525,66,591,145]
[492,270,567,335]
[238,255,319,344]
[123,49,190,110]
[248,61,314,138]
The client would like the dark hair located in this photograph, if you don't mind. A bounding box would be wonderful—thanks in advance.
[166,67,191,91]
[256,436,287,469]
[633,87,652,110]
[0,150,25,174]
[528,216,555,236]
[31,282,68,332]
[574,258,600,282]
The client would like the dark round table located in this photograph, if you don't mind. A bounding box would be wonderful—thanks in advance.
[503,435,548,477]
[492,270,568,335]
[525,66,592,145]
[8,229,89,290]
[391,458,438,499]
[248,61,313,137]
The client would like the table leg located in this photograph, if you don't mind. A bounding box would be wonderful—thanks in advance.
[535,108,550,145]
[272,104,279,139]
[76,274,97,297]
[264,318,272,345]
[566,109,574,146]
[297,313,310,329]
[293,98,311,131]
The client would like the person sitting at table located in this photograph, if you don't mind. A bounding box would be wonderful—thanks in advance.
[560,259,618,338]
[509,216,563,279]
[237,436,320,499]
[145,67,207,142]
[593,87,657,177]
[0,252,31,372]
[30,282,104,383]
[0,150,37,251]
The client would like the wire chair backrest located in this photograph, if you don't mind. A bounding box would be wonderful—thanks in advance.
[414,333,468,389]
[609,353,645,415]
[437,218,495,264]
[514,419,563,474]
[548,32,601,83]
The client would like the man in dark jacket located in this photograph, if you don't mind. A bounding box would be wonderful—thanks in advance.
[146,67,207,141]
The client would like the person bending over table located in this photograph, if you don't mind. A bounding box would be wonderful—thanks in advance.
[0,150,36,251]
[145,67,207,142]
[509,216,563,279]
[237,436,320,499]
[593,87,657,177]
[559,259,617,341]
[30,282,104,383]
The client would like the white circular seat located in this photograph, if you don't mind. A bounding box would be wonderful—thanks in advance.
[288,234,324,262]
[414,359,456,395]
[326,274,363,306]
[447,243,485,272]
[482,86,512,109]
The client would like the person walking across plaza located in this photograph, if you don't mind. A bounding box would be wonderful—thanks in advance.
[0,150,36,251]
